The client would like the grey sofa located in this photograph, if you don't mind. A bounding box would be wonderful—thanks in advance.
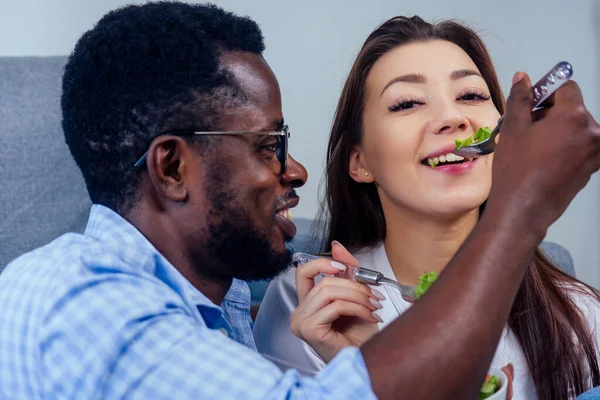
[0,56,576,305]
[0,56,91,269]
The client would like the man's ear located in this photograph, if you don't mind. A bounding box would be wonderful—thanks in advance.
[145,136,193,202]
[348,146,374,183]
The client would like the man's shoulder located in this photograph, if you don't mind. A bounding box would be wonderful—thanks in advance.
[0,232,223,398]
[1,232,89,282]
[0,231,175,316]
[1,231,119,283]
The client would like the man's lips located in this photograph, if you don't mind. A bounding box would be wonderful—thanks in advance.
[276,196,299,214]
[275,196,299,239]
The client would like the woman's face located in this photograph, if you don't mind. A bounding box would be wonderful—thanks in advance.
[355,40,501,218]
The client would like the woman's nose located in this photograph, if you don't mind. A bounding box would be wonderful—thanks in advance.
[430,104,469,135]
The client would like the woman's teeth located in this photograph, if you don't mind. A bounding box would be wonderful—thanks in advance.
[427,152,471,168]
[278,209,292,220]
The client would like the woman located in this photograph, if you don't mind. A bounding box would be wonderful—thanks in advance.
[253,16,600,399]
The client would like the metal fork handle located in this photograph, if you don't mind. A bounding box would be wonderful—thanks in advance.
[489,61,573,140]
[531,61,573,109]
[292,252,420,302]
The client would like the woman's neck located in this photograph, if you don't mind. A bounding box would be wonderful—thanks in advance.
[382,202,480,286]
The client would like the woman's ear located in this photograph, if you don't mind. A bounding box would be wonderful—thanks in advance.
[349,146,374,183]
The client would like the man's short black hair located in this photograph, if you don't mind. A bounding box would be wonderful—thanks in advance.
[61,1,265,213]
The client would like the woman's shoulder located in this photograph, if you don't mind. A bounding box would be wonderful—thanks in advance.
[267,265,300,302]
[561,282,600,335]
[353,243,384,267]
[561,282,600,309]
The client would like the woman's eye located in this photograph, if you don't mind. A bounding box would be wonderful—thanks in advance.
[389,100,424,112]
[458,92,490,102]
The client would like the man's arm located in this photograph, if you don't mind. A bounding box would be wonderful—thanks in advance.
[363,194,539,399]
[362,74,600,399]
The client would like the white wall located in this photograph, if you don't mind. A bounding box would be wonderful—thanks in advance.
[1,0,599,287]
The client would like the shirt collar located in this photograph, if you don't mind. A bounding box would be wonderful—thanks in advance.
[84,204,251,319]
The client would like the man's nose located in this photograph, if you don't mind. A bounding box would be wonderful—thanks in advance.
[281,154,307,188]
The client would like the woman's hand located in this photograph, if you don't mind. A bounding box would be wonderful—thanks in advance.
[290,241,384,362]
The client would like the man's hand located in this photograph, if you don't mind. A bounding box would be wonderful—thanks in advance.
[487,73,600,237]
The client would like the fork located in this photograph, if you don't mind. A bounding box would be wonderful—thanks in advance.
[452,61,573,158]
[292,252,417,301]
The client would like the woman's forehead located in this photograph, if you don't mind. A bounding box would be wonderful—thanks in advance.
[366,40,482,91]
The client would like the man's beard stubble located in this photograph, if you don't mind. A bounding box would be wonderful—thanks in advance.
[199,169,293,282]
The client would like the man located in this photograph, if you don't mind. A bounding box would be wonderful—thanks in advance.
[0,2,598,399]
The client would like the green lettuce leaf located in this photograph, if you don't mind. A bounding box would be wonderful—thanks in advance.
[455,126,493,150]
[479,375,501,399]
[414,271,438,299]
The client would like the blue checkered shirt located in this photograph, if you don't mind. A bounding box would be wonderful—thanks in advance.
[0,205,376,399]
[578,387,600,400]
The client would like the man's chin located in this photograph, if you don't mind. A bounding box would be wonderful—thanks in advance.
[274,235,293,252]
[233,246,292,282]
[203,200,294,282]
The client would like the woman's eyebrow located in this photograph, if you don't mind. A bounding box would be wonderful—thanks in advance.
[380,73,426,97]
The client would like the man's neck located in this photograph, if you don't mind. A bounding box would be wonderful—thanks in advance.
[178,266,233,306]
[381,200,480,286]
[126,207,232,305]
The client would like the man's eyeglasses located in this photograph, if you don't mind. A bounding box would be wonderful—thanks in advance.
[134,125,290,173]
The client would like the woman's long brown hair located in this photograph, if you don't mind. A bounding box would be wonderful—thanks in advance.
[316,16,600,399]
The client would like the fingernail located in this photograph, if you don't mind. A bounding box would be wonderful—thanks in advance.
[330,261,346,271]
[332,240,346,250]
[371,288,386,301]
[372,312,383,323]
[370,298,383,309]
[508,363,514,373]
[512,72,524,85]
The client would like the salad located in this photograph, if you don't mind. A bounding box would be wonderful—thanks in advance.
[479,374,501,399]
[454,126,493,150]
[414,271,438,299]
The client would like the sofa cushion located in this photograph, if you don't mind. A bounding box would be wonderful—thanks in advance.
[0,56,91,271]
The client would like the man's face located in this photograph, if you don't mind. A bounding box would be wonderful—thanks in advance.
[190,52,308,281]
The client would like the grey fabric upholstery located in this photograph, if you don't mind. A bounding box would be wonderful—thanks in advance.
[0,56,91,271]
[0,56,577,304]
[540,241,576,277]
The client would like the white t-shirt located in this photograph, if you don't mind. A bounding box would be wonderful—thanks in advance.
[252,242,600,399]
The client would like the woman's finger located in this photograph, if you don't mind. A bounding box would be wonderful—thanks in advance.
[296,258,347,302]
[308,299,381,328]
[297,284,382,317]
[306,275,382,301]
[331,240,360,267]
